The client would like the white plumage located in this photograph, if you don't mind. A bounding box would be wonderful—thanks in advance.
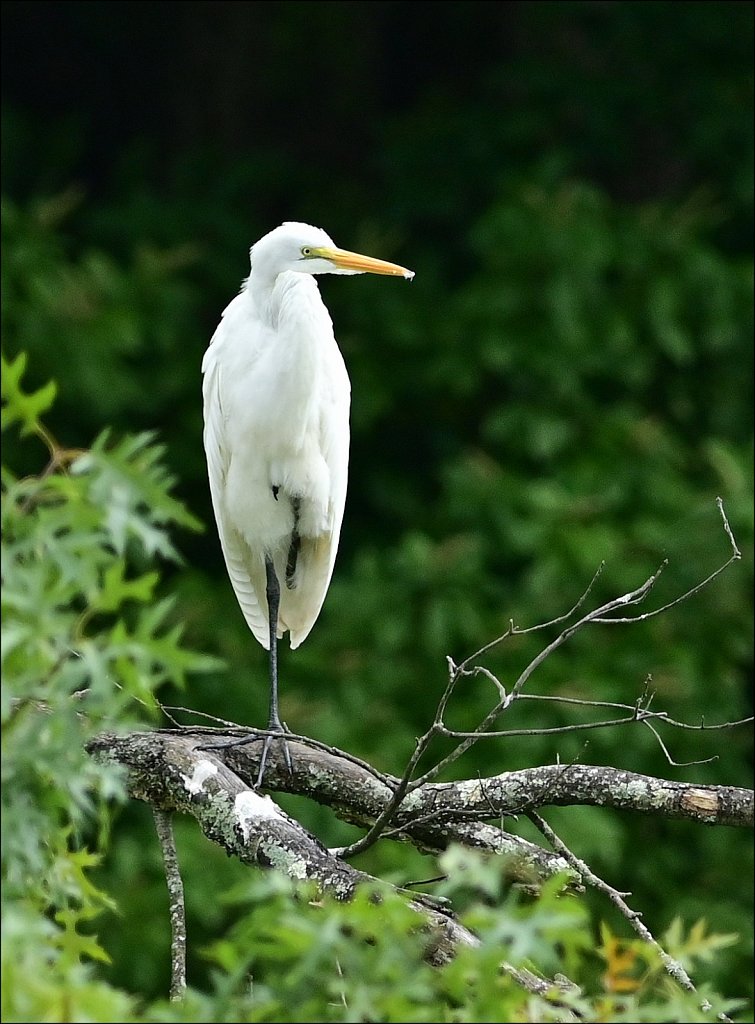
[201,222,413,774]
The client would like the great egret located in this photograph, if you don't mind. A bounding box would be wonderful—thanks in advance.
[201,222,414,784]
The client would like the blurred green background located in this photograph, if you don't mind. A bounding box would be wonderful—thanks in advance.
[2,0,752,1005]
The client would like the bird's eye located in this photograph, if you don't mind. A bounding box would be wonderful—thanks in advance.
[301,246,312,257]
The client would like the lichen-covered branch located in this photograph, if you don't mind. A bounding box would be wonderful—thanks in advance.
[152,809,186,1002]
[89,725,752,899]
[397,762,753,829]
[180,729,753,831]
[87,724,751,1015]
[86,730,477,966]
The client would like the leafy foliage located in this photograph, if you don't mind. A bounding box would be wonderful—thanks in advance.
[1,357,217,1021]
[187,854,744,1024]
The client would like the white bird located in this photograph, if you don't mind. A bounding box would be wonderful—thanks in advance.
[201,222,414,784]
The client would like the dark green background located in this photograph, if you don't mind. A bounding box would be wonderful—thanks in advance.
[2,0,752,1003]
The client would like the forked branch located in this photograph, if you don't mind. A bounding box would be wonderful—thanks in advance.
[337,498,747,858]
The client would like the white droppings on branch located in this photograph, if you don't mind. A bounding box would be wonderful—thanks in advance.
[181,759,218,795]
[234,789,284,840]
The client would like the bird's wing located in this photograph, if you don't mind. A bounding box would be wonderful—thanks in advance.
[202,304,271,649]
[318,353,352,582]
[283,350,351,649]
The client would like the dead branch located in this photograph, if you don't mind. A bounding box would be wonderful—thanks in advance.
[87,729,478,968]
[153,809,186,1002]
[529,812,732,1023]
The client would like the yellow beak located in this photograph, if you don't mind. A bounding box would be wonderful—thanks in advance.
[313,246,414,280]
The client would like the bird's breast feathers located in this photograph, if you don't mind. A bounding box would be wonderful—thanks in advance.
[203,281,350,554]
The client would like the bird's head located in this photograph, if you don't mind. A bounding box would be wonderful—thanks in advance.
[249,222,414,281]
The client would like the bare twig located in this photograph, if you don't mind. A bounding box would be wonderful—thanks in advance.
[641,719,716,767]
[411,498,743,788]
[519,693,753,730]
[528,812,732,1022]
[333,738,432,859]
[412,561,669,789]
[159,704,241,730]
[335,565,628,858]
[594,498,741,625]
[459,560,607,668]
[440,707,669,739]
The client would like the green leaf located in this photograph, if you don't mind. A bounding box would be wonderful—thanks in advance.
[0,350,57,437]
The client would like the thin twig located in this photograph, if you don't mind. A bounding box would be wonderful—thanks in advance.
[594,499,741,625]
[416,499,742,786]
[519,694,753,730]
[641,719,718,767]
[528,812,732,1022]
[159,703,240,729]
[411,562,668,788]
[439,708,670,740]
[459,561,607,669]
[335,733,434,858]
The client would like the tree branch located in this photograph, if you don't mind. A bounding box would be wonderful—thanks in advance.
[529,812,733,1023]
[152,809,187,1002]
[87,730,478,967]
[174,731,754,830]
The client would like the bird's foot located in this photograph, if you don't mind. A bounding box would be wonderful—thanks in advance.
[196,722,294,790]
[256,725,294,790]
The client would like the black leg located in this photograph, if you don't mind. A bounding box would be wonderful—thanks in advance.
[255,557,293,788]
[195,555,294,787]
[264,555,283,730]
